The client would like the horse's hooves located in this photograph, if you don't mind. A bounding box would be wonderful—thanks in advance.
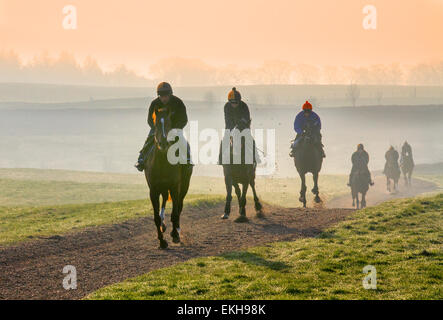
[314,196,322,203]
[234,215,249,223]
[170,230,181,244]
[299,197,305,203]
[221,213,230,220]
[159,240,168,249]
[160,223,167,233]
[256,211,265,219]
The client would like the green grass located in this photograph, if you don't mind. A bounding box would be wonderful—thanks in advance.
[0,168,348,207]
[0,194,224,246]
[0,178,149,207]
[88,194,443,300]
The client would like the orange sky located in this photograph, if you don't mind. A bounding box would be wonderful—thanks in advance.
[0,0,442,76]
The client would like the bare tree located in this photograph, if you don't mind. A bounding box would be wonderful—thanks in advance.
[347,83,360,107]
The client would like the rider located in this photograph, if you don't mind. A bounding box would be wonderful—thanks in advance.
[347,144,374,187]
[218,87,259,164]
[401,141,414,165]
[134,82,189,172]
[290,100,326,158]
[383,146,400,174]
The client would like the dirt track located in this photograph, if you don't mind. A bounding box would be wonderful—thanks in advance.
[0,175,437,300]
[327,175,437,209]
[0,202,354,300]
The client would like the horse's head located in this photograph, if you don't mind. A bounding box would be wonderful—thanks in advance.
[301,120,316,144]
[153,107,173,152]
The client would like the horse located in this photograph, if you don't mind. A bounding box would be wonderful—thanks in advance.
[292,121,323,208]
[221,122,263,222]
[384,157,400,193]
[144,107,193,249]
[400,148,414,187]
[350,168,370,209]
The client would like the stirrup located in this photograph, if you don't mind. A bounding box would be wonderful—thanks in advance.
[134,161,144,172]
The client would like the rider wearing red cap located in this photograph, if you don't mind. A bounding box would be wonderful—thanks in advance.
[290,101,325,158]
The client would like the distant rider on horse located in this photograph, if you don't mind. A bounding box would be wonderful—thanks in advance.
[135,82,190,171]
[347,144,374,187]
[290,101,325,158]
[383,146,400,174]
[401,141,414,166]
[218,87,259,165]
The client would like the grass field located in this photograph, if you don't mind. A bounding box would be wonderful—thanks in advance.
[88,194,443,300]
[0,168,348,247]
[0,168,348,208]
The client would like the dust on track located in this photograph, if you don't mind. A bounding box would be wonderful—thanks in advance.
[0,202,353,300]
[327,175,437,209]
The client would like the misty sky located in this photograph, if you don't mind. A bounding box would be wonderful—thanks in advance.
[1,0,443,78]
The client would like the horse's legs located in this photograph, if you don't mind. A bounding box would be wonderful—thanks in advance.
[233,183,248,222]
[312,172,321,203]
[356,193,360,209]
[170,187,181,244]
[239,183,249,216]
[361,192,366,208]
[299,173,307,208]
[222,168,233,219]
[160,191,168,233]
[250,179,263,215]
[150,188,167,249]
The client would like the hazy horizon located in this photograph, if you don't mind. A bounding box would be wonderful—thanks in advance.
[1,0,443,86]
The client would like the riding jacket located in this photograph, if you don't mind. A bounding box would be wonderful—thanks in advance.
[148,95,188,130]
[385,149,399,163]
[224,101,251,130]
[351,150,370,170]
[294,111,321,135]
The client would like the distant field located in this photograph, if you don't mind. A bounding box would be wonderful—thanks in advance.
[0,168,347,208]
[88,194,443,300]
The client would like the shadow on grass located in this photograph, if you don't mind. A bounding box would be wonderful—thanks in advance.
[221,251,290,271]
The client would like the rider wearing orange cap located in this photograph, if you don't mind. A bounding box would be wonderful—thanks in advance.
[348,144,374,187]
[290,101,325,158]
[218,87,260,164]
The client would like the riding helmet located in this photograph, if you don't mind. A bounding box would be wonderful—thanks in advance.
[157,82,173,96]
[228,87,241,103]
[302,100,312,111]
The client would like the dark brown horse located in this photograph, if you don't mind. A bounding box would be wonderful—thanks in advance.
[351,168,370,209]
[400,143,414,187]
[384,148,401,193]
[221,124,263,222]
[293,121,323,208]
[144,108,193,249]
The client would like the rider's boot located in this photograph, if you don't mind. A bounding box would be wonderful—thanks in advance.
[320,145,326,158]
[134,154,145,172]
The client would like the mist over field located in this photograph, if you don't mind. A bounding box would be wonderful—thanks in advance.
[0,88,442,177]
